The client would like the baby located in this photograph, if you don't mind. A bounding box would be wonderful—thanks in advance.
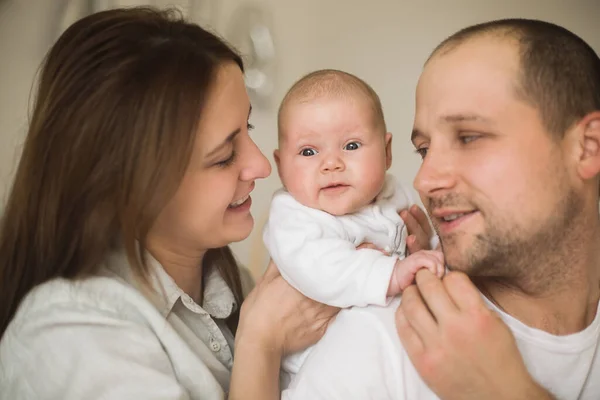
[263,69,444,386]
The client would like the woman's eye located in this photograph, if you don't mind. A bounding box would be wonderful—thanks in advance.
[344,142,361,151]
[300,148,317,157]
[216,151,236,168]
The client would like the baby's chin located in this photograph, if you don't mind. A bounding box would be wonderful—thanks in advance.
[288,187,367,216]
[319,202,364,216]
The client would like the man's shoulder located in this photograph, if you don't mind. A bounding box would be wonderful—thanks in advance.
[335,296,403,335]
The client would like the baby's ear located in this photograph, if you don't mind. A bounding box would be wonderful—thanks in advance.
[575,112,600,187]
[273,149,283,183]
[385,133,393,170]
[273,149,280,168]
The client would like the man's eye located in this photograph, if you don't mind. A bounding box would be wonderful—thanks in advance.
[460,135,479,144]
[344,142,361,151]
[300,148,317,157]
[415,148,428,159]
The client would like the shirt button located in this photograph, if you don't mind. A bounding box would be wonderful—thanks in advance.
[210,339,221,352]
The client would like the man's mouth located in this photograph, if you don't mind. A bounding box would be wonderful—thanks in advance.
[432,209,478,234]
[440,211,475,222]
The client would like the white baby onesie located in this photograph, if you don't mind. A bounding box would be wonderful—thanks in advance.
[263,174,419,383]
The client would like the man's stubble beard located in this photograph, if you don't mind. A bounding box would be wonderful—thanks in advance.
[438,187,584,294]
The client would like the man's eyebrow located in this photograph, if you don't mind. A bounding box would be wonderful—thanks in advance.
[411,128,427,143]
[205,105,252,158]
[411,114,493,143]
[441,113,492,124]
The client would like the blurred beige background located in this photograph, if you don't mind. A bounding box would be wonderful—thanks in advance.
[1,0,599,279]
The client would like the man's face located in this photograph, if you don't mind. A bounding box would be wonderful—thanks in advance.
[411,37,582,279]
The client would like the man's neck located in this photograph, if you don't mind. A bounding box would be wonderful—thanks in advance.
[476,228,600,335]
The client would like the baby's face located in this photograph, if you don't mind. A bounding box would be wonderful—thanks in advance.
[276,97,391,216]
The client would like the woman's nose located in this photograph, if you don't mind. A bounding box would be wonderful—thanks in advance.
[239,136,271,181]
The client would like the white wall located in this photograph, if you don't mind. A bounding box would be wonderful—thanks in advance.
[1,0,599,278]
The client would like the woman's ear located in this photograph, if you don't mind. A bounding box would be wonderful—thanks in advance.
[385,133,393,170]
[576,112,600,183]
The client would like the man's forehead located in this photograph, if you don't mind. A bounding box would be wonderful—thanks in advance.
[421,36,519,83]
[415,39,521,124]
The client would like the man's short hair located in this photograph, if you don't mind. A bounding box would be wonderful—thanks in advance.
[430,18,600,137]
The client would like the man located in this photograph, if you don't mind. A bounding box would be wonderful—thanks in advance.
[282,18,600,400]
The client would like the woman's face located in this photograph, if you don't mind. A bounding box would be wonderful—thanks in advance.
[151,62,271,252]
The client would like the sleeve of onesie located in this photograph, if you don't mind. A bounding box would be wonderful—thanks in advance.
[263,191,398,308]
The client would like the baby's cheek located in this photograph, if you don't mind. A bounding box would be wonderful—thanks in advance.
[363,169,387,197]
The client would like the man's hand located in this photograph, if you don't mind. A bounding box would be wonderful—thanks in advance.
[400,205,435,253]
[395,270,555,400]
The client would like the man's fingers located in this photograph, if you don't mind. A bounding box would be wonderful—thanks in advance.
[399,284,438,345]
[410,204,434,238]
[401,211,426,247]
[396,305,425,356]
[406,234,423,253]
[415,269,458,322]
[443,271,485,312]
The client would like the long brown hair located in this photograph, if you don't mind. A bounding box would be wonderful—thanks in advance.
[0,7,245,337]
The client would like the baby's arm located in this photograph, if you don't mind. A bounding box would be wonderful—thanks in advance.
[387,250,445,296]
[264,192,397,308]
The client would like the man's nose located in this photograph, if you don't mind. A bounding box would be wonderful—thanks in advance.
[413,146,457,196]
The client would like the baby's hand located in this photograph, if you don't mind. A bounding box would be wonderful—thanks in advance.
[387,250,445,296]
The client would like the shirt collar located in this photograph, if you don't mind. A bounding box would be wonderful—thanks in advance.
[106,248,237,319]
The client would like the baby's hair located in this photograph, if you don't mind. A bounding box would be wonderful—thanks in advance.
[278,69,386,141]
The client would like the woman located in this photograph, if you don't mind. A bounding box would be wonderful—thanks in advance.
[0,7,432,399]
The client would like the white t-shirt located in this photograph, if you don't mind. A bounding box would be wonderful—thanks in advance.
[282,295,600,400]
[0,249,253,400]
[263,174,416,308]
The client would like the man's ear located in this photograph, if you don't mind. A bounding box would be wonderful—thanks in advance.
[385,133,393,170]
[575,112,600,184]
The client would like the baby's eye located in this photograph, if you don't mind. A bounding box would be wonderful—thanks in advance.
[300,148,317,157]
[344,142,361,151]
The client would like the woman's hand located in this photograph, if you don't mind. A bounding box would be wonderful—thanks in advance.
[400,205,436,253]
[230,261,339,400]
[236,260,339,356]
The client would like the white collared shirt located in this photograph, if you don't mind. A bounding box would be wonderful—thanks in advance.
[0,249,251,399]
